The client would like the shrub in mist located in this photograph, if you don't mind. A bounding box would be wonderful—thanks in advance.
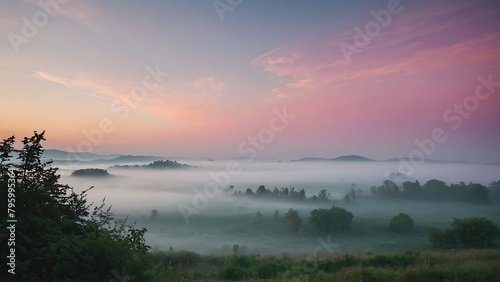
[390,213,414,233]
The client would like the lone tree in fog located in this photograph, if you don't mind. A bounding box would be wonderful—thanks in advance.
[151,209,159,219]
[283,209,302,234]
[389,213,414,233]
[308,205,353,235]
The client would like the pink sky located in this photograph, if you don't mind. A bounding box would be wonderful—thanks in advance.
[1,0,499,162]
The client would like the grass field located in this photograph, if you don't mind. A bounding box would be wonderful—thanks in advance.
[142,248,500,281]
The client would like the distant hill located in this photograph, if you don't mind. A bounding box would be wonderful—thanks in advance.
[110,160,195,170]
[40,149,166,165]
[294,157,330,162]
[331,155,375,162]
[294,155,475,164]
[43,149,120,161]
[295,155,375,162]
[386,157,471,164]
[108,155,164,163]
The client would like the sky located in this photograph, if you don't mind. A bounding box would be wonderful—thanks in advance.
[1,0,499,163]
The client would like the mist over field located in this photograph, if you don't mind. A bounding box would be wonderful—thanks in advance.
[57,158,500,256]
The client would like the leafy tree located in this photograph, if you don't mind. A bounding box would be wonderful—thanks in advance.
[232,244,239,256]
[423,179,448,200]
[449,182,489,204]
[71,168,111,177]
[151,209,159,219]
[489,180,500,201]
[245,188,254,195]
[272,187,280,198]
[348,185,356,200]
[318,189,331,201]
[256,185,269,195]
[283,209,302,234]
[0,131,150,281]
[389,213,414,233]
[280,187,289,197]
[371,180,400,197]
[308,205,353,235]
[402,180,422,196]
[428,217,500,248]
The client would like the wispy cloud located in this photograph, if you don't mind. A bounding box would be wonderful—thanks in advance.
[252,1,500,98]
[186,77,226,96]
[22,0,105,32]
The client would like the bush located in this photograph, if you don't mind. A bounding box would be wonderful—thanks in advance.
[217,263,244,280]
[428,217,500,248]
[308,205,353,235]
[390,213,414,233]
[256,259,283,278]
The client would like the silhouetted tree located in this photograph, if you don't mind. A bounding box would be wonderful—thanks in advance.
[283,209,302,234]
[429,217,500,248]
[318,189,331,202]
[423,179,448,200]
[0,131,150,280]
[389,213,414,233]
[402,180,422,197]
[308,205,353,235]
[256,185,269,195]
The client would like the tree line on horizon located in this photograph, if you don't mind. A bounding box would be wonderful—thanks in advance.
[226,179,499,205]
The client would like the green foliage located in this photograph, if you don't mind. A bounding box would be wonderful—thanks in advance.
[423,179,448,199]
[255,185,268,195]
[370,180,400,197]
[141,248,500,281]
[373,179,491,204]
[255,259,283,278]
[308,205,353,235]
[402,180,422,195]
[490,181,500,202]
[428,217,500,248]
[217,263,245,280]
[389,213,414,233]
[283,208,302,234]
[0,131,150,280]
